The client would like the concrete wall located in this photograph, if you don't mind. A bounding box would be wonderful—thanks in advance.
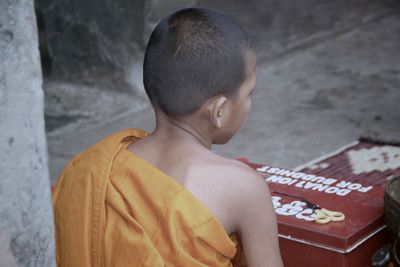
[36,0,145,92]
[0,0,55,266]
[36,0,197,135]
[35,0,197,94]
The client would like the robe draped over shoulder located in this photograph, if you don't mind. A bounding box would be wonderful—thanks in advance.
[53,128,236,267]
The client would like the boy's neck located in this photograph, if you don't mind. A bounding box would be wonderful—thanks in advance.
[153,111,212,150]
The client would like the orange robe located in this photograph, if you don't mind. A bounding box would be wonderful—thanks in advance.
[53,128,236,267]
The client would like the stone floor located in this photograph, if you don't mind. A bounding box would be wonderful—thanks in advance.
[46,0,400,183]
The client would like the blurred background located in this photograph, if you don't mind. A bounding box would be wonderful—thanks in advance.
[33,0,400,183]
[1,0,400,265]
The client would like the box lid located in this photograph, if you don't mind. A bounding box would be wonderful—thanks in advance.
[241,140,400,253]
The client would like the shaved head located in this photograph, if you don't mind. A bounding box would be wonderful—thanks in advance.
[143,8,253,116]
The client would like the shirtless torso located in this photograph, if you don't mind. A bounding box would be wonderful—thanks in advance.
[128,125,283,267]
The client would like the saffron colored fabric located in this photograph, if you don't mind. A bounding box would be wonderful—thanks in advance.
[53,128,236,267]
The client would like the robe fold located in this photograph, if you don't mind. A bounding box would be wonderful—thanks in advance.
[53,128,236,267]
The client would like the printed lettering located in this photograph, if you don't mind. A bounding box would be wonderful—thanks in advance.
[348,183,362,190]
[336,181,351,188]
[271,196,282,209]
[266,175,282,183]
[278,178,297,185]
[256,166,270,172]
[258,165,373,197]
[358,186,373,193]
[323,178,337,185]
[267,167,281,174]
[302,174,316,181]
[304,182,318,189]
[336,189,351,196]
[310,176,326,183]
[271,199,316,222]
[278,170,297,177]
[295,208,315,221]
[324,187,339,194]
[291,172,306,179]
[311,184,329,192]
[275,201,304,216]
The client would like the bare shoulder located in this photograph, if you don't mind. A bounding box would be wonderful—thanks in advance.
[207,155,268,196]
[202,155,272,217]
[183,153,265,230]
[205,153,256,175]
[210,156,272,219]
[203,155,283,266]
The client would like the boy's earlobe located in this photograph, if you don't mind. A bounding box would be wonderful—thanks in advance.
[216,109,223,128]
[216,115,223,128]
[209,96,227,128]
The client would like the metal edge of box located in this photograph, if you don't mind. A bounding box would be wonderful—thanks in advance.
[278,224,386,254]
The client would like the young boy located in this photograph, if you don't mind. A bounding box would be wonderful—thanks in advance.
[53,8,283,267]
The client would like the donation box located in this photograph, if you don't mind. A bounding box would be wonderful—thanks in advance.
[244,160,389,267]
[238,156,394,267]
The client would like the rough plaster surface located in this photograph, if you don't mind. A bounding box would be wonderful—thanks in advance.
[0,0,55,266]
[37,0,197,132]
[35,0,197,91]
[36,0,145,88]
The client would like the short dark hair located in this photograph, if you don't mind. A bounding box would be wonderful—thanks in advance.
[143,8,253,116]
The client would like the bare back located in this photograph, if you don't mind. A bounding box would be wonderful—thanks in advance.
[128,135,238,233]
[128,134,283,267]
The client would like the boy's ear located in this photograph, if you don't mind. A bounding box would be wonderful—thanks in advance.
[208,96,228,128]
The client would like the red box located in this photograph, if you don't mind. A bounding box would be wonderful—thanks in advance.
[234,141,400,266]
[240,159,392,267]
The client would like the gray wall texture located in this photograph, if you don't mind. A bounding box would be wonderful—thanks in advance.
[0,0,55,266]
[36,0,197,135]
[36,0,146,91]
[35,0,197,94]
